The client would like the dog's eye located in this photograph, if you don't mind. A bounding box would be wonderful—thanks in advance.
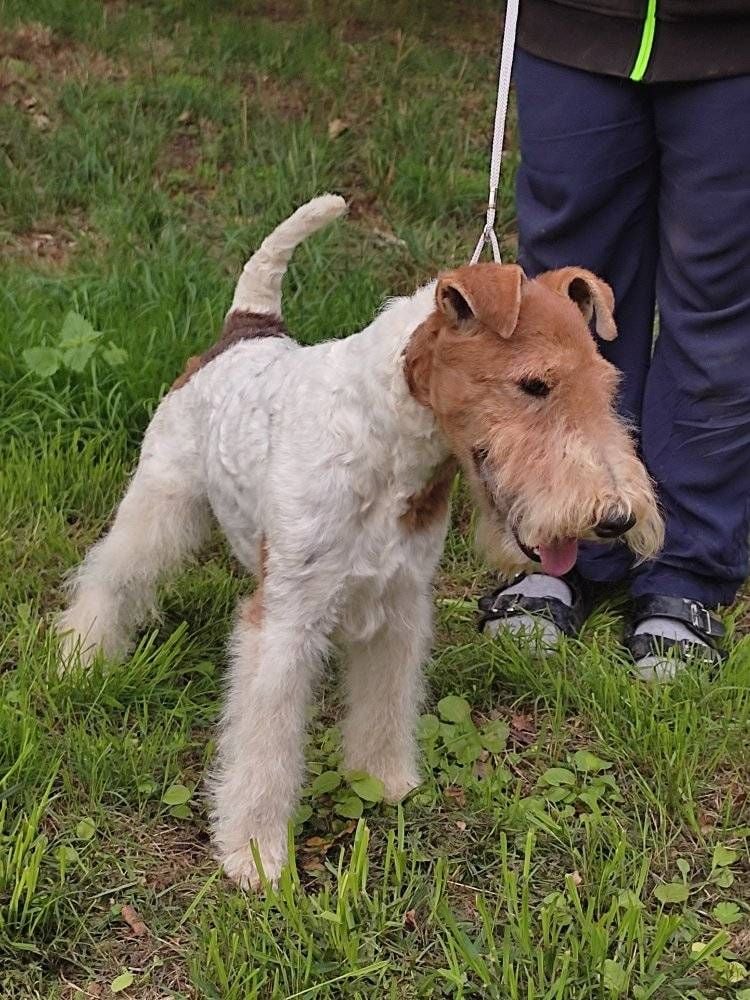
[518,377,551,398]
[520,378,551,397]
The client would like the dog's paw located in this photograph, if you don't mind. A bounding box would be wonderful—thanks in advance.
[55,592,130,675]
[56,626,98,675]
[382,771,421,804]
[220,845,284,891]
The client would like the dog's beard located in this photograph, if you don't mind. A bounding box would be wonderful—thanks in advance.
[471,485,662,580]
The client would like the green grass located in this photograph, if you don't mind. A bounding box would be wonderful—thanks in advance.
[1,1,748,997]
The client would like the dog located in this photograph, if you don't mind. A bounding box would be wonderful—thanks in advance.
[58,194,663,887]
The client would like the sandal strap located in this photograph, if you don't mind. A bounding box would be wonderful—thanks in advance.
[625,632,724,666]
[478,570,590,638]
[631,594,725,641]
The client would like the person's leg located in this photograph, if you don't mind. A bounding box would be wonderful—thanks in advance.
[514,50,659,587]
[482,50,658,639]
[633,73,750,609]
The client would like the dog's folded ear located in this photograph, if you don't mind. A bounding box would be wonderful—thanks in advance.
[538,267,617,341]
[436,263,525,339]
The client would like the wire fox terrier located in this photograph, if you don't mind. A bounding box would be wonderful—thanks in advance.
[58,195,663,887]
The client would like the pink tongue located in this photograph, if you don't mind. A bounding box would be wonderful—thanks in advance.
[536,539,578,577]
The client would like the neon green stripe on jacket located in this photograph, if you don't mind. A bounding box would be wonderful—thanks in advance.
[630,0,658,81]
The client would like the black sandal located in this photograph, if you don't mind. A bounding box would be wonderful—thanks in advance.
[478,569,593,638]
[624,594,726,667]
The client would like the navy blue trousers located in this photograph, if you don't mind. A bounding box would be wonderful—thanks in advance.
[515,50,750,606]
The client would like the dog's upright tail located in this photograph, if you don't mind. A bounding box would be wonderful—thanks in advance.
[228,194,347,318]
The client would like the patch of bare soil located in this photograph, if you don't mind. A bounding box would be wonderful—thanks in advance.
[252,0,499,53]
[11,226,77,265]
[158,130,202,177]
[2,216,103,270]
[695,770,749,835]
[154,113,226,215]
[0,21,127,82]
[245,71,310,120]
[138,821,213,892]
[0,22,128,126]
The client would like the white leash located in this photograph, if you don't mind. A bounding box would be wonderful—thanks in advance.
[470,0,521,265]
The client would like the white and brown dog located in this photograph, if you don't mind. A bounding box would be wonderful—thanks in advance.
[58,195,662,887]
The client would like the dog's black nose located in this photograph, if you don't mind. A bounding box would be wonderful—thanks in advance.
[594,511,636,539]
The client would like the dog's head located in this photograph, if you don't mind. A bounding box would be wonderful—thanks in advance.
[404,263,663,577]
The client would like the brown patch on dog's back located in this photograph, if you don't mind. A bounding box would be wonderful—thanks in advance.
[220,310,288,344]
[400,459,458,532]
[170,355,203,392]
[170,310,288,392]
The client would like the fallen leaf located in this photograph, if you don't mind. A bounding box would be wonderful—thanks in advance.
[327,117,348,139]
[304,836,329,849]
[698,810,715,834]
[332,820,357,840]
[121,903,148,937]
[510,712,537,745]
[177,110,192,124]
[32,112,50,130]
[403,908,418,931]
[455,820,467,831]
[567,870,582,886]
[511,712,534,732]
[444,785,466,807]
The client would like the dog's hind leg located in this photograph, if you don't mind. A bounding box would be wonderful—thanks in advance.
[58,406,210,669]
[340,576,432,803]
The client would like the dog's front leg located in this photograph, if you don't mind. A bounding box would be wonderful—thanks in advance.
[211,600,330,890]
[340,582,432,803]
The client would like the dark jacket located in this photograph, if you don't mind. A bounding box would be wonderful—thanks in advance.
[518,0,750,82]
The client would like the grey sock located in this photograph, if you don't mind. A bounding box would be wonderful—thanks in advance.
[483,574,572,646]
[633,616,709,681]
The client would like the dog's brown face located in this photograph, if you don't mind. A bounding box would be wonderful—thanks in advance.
[404,263,663,577]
